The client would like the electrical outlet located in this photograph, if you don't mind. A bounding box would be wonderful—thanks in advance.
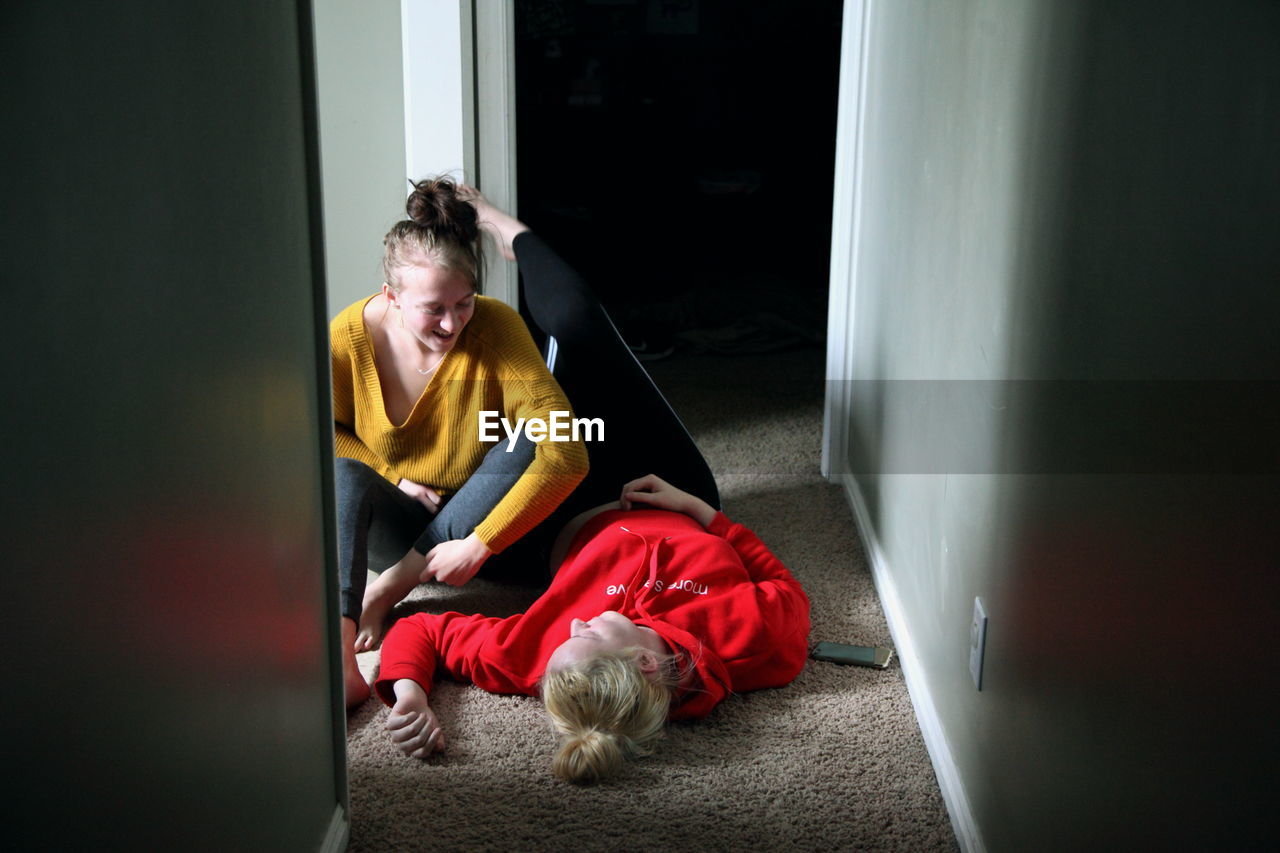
[969,597,988,690]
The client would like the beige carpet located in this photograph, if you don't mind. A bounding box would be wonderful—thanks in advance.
[344,347,957,852]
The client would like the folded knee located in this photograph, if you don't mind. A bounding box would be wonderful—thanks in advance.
[335,456,384,489]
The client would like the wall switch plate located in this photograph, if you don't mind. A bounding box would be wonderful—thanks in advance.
[969,596,988,690]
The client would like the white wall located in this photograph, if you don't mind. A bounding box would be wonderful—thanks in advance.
[314,1,493,314]
[827,1,1279,850]
[313,0,408,314]
[402,0,471,183]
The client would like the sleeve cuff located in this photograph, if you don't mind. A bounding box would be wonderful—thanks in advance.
[374,663,435,707]
[706,511,733,537]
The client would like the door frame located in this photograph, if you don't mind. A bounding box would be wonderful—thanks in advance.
[472,1,519,306]
[401,1,518,307]
[822,0,868,481]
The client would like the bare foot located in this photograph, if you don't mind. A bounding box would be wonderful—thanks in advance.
[355,550,428,651]
[459,184,529,261]
[341,618,371,709]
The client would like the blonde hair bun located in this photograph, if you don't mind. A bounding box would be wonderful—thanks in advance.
[542,649,678,785]
[552,728,625,785]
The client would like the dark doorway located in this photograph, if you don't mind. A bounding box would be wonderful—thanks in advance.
[515,0,843,360]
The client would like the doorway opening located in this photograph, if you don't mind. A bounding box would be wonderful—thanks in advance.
[514,0,843,361]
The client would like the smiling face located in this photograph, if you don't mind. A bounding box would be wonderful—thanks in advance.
[545,611,669,674]
[384,262,476,355]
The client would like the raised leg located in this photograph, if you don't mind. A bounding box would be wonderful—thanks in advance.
[512,230,720,515]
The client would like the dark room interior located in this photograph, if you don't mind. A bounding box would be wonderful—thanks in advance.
[515,0,844,359]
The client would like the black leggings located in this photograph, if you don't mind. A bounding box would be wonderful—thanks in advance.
[336,231,718,620]
[514,231,719,520]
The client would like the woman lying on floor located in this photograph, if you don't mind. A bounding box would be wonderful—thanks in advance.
[371,192,811,783]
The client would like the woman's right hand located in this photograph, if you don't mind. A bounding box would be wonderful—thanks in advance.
[386,679,446,758]
[398,479,443,515]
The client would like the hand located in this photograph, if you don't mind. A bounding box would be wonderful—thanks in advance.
[419,532,493,587]
[386,679,445,758]
[620,474,716,527]
[620,473,692,512]
[398,479,443,515]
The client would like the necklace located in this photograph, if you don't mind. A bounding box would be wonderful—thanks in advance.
[384,302,444,377]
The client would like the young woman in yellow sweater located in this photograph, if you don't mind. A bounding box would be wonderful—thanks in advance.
[332,177,587,707]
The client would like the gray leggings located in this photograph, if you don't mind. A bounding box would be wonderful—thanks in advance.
[335,435,536,620]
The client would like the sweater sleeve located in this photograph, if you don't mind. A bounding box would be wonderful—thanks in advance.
[468,304,589,553]
[374,611,527,706]
[330,312,399,482]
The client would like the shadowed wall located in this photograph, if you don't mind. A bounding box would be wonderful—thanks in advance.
[835,1,1278,848]
[2,2,345,848]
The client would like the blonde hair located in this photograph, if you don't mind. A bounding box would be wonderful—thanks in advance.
[541,648,679,785]
[382,176,483,294]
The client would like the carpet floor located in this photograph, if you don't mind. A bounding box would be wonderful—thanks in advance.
[344,346,957,852]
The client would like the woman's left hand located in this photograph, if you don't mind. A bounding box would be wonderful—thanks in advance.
[619,473,688,512]
[420,532,493,587]
[620,473,717,527]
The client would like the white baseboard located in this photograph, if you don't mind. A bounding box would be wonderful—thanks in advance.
[836,472,986,853]
[319,803,349,853]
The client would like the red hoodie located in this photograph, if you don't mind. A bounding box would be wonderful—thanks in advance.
[375,508,811,719]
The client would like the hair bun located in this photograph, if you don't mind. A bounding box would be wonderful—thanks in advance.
[577,728,617,754]
[552,727,625,785]
[405,176,479,243]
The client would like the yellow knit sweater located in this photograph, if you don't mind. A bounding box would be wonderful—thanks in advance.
[330,295,588,553]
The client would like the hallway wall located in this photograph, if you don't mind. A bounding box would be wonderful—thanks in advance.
[313,0,406,313]
[2,2,346,847]
[827,1,1278,849]
[313,0,480,314]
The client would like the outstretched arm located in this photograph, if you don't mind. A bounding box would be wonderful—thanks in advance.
[375,611,529,704]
